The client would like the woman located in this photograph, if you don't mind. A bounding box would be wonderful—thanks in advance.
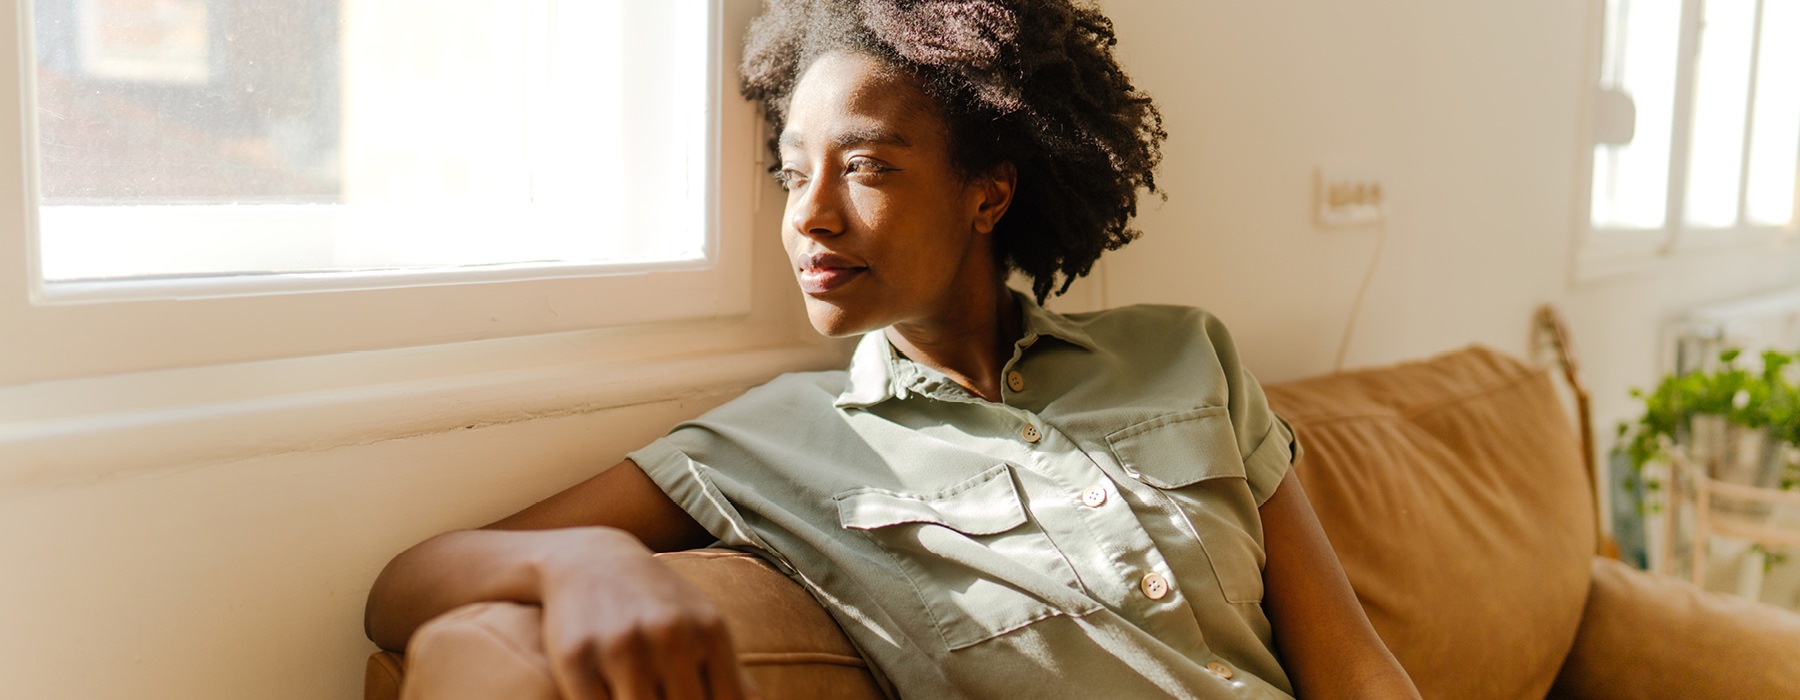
[366,1,1419,698]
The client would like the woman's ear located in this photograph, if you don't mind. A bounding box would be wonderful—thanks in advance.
[972,162,1017,236]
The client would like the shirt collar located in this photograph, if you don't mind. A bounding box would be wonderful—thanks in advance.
[834,290,1097,408]
[1016,289,1099,353]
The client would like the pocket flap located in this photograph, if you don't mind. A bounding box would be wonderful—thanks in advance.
[1106,407,1245,489]
[835,464,1027,536]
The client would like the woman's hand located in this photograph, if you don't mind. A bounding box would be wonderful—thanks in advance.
[365,460,754,698]
[534,528,756,700]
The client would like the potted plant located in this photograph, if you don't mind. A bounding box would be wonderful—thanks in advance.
[1616,348,1800,514]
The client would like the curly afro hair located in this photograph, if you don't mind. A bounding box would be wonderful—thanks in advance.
[740,0,1166,303]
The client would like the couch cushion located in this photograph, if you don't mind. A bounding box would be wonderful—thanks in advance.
[1549,557,1800,699]
[364,550,884,700]
[655,549,886,699]
[1265,346,1595,700]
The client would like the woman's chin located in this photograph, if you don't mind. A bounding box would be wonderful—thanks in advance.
[803,299,880,339]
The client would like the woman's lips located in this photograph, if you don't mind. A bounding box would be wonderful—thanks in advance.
[796,252,866,295]
[799,266,865,294]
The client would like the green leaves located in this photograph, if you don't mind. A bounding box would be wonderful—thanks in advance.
[1615,348,1800,476]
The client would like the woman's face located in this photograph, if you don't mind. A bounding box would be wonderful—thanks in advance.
[777,51,1013,338]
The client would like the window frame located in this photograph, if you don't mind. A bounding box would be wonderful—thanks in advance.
[1575,0,1800,281]
[0,0,856,482]
[0,0,763,387]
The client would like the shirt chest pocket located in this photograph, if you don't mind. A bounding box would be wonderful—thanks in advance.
[1106,407,1267,604]
[835,464,1099,650]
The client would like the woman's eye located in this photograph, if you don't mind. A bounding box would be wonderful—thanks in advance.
[846,157,891,176]
[774,168,806,190]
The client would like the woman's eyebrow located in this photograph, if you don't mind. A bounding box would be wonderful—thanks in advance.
[779,126,913,151]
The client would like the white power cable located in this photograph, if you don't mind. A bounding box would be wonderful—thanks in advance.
[1334,219,1388,372]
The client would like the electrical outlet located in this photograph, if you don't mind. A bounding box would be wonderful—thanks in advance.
[1314,168,1386,228]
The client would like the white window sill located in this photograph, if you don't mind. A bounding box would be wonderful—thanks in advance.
[1574,225,1797,283]
[0,319,849,491]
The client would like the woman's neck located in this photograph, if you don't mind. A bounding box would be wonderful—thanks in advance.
[884,283,1023,403]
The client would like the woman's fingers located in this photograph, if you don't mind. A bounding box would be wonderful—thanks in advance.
[639,605,730,700]
[546,633,612,700]
[653,649,708,700]
[534,536,748,699]
[703,637,754,700]
[547,605,736,700]
[657,608,741,700]
[597,628,663,700]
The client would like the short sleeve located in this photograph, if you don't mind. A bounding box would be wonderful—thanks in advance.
[1195,311,1297,506]
[1243,414,1300,506]
[621,371,856,577]
[627,432,767,553]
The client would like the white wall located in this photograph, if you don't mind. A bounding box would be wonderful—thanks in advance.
[0,398,733,699]
[0,177,843,698]
[1100,0,1583,377]
[1097,0,1798,436]
[5,1,1799,699]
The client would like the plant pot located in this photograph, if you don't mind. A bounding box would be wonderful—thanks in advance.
[1686,415,1785,516]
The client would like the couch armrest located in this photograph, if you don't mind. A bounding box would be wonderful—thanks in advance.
[364,549,885,700]
[1549,557,1800,699]
[365,651,404,700]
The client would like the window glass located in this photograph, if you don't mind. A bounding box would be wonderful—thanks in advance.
[33,0,712,284]
[1683,0,1757,228]
[1745,0,1800,225]
[1591,0,1682,229]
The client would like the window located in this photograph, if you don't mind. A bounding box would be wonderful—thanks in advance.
[1583,0,1800,268]
[1,0,763,385]
[36,0,712,286]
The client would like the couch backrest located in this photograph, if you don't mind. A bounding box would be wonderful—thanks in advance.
[1264,346,1596,700]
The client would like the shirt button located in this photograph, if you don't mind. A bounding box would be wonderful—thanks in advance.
[1140,572,1170,600]
[1020,423,1042,443]
[1206,662,1234,680]
[1080,485,1108,508]
[1006,370,1026,392]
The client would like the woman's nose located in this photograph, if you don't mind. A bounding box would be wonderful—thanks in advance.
[788,178,846,238]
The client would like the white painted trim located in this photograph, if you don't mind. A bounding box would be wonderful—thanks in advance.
[1575,224,1797,284]
[1573,223,1677,282]
[0,323,850,494]
[1666,224,1794,254]
[1570,0,1800,285]
[0,0,767,386]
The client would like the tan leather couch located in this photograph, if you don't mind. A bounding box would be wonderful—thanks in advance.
[366,347,1800,699]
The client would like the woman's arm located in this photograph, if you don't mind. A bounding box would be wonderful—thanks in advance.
[365,459,749,700]
[1260,469,1421,699]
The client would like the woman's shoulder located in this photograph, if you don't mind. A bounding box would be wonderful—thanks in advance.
[1061,302,1238,350]
[657,369,873,452]
[1047,303,1264,402]
[1062,300,1220,323]
[706,369,849,420]
[642,368,861,474]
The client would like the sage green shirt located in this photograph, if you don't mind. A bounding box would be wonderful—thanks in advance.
[630,293,1299,699]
